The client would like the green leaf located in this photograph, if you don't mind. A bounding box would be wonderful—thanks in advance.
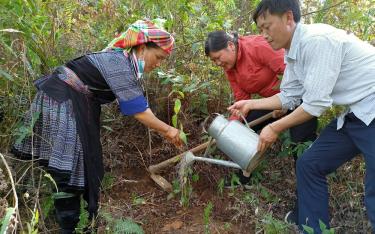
[230,173,241,188]
[15,111,41,144]
[40,195,54,219]
[278,150,290,157]
[133,197,146,206]
[172,75,184,83]
[191,42,200,53]
[152,18,167,29]
[192,173,199,182]
[52,192,75,199]
[217,178,224,195]
[76,199,89,232]
[44,173,58,191]
[15,126,30,145]
[176,91,185,99]
[25,0,37,13]
[0,69,14,81]
[319,219,328,232]
[174,99,181,114]
[302,224,315,234]
[183,82,199,93]
[102,125,113,132]
[161,77,171,84]
[0,207,15,234]
[33,209,39,228]
[101,172,115,190]
[172,115,178,128]
[179,130,188,145]
[113,219,144,234]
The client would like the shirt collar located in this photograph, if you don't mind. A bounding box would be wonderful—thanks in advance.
[285,23,303,61]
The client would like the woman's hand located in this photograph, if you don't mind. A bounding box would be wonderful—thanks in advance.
[134,109,183,148]
[257,124,279,153]
[227,100,252,118]
[163,126,183,148]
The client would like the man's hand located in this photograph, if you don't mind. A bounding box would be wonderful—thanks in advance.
[257,106,314,153]
[257,124,279,153]
[228,100,252,118]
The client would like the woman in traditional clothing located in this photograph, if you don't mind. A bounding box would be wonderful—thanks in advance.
[12,20,182,233]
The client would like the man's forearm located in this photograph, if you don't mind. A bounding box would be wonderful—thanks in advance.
[251,95,283,110]
[270,106,314,133]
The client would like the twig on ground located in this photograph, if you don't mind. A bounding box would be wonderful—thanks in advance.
[131,142,147,170]
[110,178,139,188]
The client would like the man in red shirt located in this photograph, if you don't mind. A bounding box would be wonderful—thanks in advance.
[205,30,317,223]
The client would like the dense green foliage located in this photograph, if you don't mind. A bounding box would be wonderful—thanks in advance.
[0,0,374,147]
[0,0,374,232]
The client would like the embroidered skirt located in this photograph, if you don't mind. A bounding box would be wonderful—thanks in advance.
[13,91,85,189]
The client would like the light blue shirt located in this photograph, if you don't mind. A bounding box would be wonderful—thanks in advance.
[278,23,375,129]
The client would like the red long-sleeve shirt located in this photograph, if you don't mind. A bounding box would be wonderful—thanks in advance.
[225,35,286,101]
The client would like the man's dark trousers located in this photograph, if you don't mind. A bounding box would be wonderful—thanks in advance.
[297,113,375,233]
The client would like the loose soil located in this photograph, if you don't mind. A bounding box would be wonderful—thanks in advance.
[1,106,371,233]
[98,112,372,233]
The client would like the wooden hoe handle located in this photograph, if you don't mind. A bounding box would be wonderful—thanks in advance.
[148,140,215,174]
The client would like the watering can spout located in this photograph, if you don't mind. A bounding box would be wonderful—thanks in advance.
[184,151,242,169]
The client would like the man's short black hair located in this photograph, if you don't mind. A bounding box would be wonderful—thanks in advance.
[252,0,301,24]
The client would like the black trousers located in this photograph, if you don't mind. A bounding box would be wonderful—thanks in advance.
[54,193,81,234]
[54,188,93,234]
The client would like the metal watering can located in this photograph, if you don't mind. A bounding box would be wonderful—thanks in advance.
[149,113,273,192]
[184,114,271,173]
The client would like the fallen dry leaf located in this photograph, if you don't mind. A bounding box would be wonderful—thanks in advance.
[161,220,183,231]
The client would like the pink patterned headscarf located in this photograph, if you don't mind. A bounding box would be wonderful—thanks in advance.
[106,19,174,54]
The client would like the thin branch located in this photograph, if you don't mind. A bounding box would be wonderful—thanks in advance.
[4,164,33,199]
[144,77,153,162]
[131,141,148,170]
[302,0,348,17]
[2,153,41,163]
[0,153,19,232]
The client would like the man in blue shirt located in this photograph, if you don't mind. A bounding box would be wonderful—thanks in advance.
[229,0,375,232]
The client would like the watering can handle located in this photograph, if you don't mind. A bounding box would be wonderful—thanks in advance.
[201,113,221,134]
[239,113,251,129]
[202,111,274,132]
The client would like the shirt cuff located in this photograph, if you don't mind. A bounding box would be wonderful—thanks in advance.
[301,102,326,117]
[119,96,148,116]
[277,93,300,110]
